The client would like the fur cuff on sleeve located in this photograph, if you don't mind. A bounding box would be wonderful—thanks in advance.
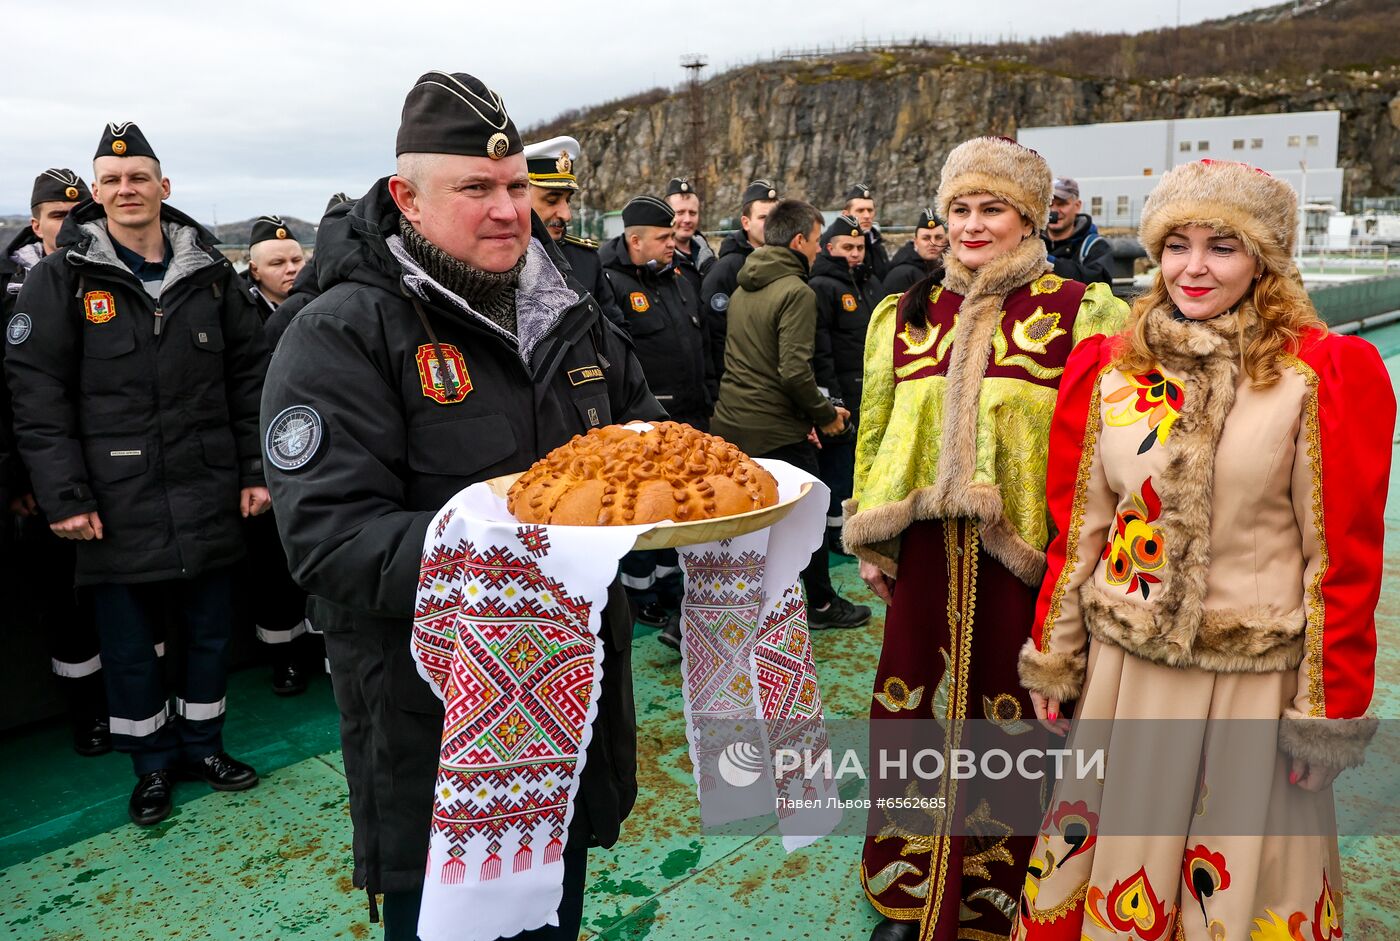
[1278,710,1379,770]
[1017,639,1086,703]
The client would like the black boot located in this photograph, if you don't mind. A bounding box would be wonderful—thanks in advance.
[656,612,682,650]
[271,658,309,697]
[635,601,669,628]
[869,918,919,941]
[129,770,174,826]
[179,751,259,791]
[72,717,112,757]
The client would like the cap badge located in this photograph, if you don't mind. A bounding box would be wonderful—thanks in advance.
[65,186,80,200]
[111,140,127,156]
[276,227,288,239]
[555,151,573,175]
[767,189,776,199]
[487,133,510,160]
[680,181,690,192]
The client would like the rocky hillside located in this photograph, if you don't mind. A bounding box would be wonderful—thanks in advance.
[532,0,1398,226]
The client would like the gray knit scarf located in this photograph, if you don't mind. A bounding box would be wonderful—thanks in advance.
[398,218,524,335]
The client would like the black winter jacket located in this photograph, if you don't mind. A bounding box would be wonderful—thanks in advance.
[561,234,625,327]
[881,240,944,296]
[1,228,45,500]
[673,232,715,298]
[699,231,756,381]
[810,251,884,409]
[4,202,268,585]
[599,235,713,428]
[261,178,663,895]
[1046,213,1114,287]
[863,225,893,281]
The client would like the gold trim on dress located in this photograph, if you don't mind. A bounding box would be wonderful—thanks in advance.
[1284,355,1327,716]
[1024,878,1089,923]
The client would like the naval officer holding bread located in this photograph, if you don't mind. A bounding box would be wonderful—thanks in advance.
[260,70,663,940]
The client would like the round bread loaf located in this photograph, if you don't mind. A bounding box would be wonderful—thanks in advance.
[507,422,780,526]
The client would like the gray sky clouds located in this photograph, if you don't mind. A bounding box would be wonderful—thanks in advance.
[1,0,1282,224]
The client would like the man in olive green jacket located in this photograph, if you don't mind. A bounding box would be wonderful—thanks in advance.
[710,199,869,630]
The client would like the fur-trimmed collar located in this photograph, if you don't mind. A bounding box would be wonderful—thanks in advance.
[1140,301,1254,373]
[941,234,1050,300]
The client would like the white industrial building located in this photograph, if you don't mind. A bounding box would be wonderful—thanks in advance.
[1018,111,1343,230]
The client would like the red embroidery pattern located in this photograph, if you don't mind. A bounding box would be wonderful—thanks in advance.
[1103,477,1165,600]
[414,537,596,881]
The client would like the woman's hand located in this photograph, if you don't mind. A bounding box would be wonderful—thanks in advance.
[859,560,895,606]
[1288,756,1341,792]
[1031,690,1071,737]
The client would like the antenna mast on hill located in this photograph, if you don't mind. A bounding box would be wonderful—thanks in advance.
[680,53,708,198]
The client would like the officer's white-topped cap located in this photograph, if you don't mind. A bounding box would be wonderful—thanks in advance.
[524,135,581,191]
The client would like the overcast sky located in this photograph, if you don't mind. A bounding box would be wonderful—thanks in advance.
[1,0,1284,224]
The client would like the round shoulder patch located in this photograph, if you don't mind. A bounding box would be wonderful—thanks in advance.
[266,405,324,472]
[6,313,31,345]
[710,292,730,313]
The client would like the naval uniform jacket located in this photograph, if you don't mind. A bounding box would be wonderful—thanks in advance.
[4,201,268,585]
[810,251,885,414]
[560,234,624,327]
[699,231,755,382]
[599,235,714,429]
[260,179,663,895]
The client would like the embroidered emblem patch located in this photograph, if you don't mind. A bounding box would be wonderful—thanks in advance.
[710,292,729,312]
[416,344,472,404]
[265,405,324,472]
[84,291,116,324]
[629,292,650,313]
[568,365,605,386]
[7,313,32,345]
[841,293,858,312]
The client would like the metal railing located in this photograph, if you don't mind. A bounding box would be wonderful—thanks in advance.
[1297,245,1391,275]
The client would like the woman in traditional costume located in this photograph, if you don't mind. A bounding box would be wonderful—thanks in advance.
[1015,159,1394,939]
[845,136,1128,941]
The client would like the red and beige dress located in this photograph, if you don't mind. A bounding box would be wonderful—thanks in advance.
[1015,305,1394,940]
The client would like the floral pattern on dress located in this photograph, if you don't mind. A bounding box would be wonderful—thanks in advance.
[1105,368,1186,455]
[1103,477,1166,600]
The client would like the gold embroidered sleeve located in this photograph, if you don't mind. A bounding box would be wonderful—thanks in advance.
[1072,282,1129,345]
[850,296,900,511]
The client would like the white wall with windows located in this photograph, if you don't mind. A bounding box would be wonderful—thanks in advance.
[1018,111,1342,228]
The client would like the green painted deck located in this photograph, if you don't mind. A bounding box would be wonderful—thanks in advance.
[6,324,1400,940]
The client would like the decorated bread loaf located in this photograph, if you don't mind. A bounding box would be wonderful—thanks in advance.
[507,422,780,526]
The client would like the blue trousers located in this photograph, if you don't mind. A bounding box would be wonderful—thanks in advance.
[92,568,234,775]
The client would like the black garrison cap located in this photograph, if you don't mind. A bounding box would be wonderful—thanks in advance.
[621,195,676,228]
[250,215,295,246]
[741,179,780,208]
[844,182,873,202]
[30,168,91,208]
[95,122,157,161]
[396,70,522,160]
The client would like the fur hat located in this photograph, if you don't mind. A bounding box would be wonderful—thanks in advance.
[936,136,1052,232]
[1139,160,1297,275]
